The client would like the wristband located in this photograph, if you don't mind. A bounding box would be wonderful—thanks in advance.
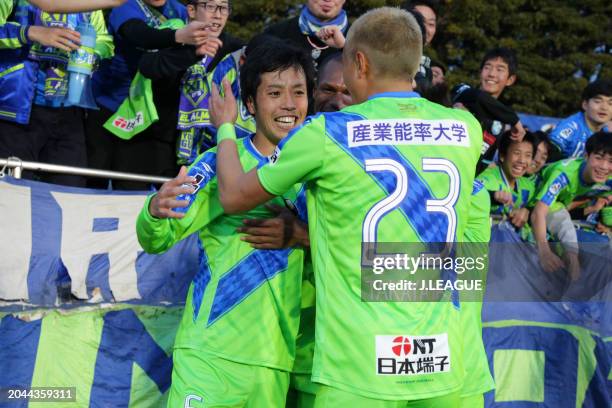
[216,123,237,143]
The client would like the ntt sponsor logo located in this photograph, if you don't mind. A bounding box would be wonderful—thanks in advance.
[375,334,451,375]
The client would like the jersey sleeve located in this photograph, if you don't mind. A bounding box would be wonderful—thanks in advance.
[91,10,114,60]
[464,180,491,243]
[0,2,29,49]
[549,119,576,159]
[535,169,570,207]
[136,150,224,253]
[475,168,501,192]
[108,0,145,33]
[257,115,326,196]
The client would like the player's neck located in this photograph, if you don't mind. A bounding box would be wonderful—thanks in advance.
[364,78,414,99]
[252,132,277,157]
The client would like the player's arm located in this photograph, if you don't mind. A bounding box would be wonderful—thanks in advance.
[240,204,310,249]
[136,161,223,253]
[26,0,126,12]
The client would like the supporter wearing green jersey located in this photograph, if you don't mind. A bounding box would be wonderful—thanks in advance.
[136,42,314,407]
[477,132,536,237]
[458,180,495,408]
[531,131,612,281]
[209,7,484,405]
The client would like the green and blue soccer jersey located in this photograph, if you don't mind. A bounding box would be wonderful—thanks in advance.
[136,136,304,371]
[476,166,535,214]
[536,158,608,213]
[257,92,483,399]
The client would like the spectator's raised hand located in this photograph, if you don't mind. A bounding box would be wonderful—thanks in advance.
[195,34,223,58]
[510,120,526,141]
[148,166,195,219]
[493,191,514,207]
[209,79,237,129]
[175,21,216,46]
[509,207,529,229]
[316,26,346,49]
[27,26,80,52]
[238,204,309,249]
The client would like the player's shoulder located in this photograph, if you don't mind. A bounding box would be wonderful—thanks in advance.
[552,111,582,136]
[423,99,481,129]
[472,179,486,195]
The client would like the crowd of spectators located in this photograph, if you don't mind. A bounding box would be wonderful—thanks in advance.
[0,0,611,267]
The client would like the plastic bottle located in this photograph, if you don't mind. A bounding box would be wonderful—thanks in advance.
[65,22,98,109]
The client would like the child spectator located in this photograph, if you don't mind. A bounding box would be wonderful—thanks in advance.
[477,132,537,236]
[452,47,526,173]
[525,130,554,190]
[549,79,611,160]
[0,1,112,187]
[531,131,612,280]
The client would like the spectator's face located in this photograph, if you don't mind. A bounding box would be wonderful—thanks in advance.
[480,57,515,99]
[431,66,444,85]
[526,142,549,175]
[314,59,352,112]
[189,1,230,37]
[247,67,309,145]
[582,94,612,128]
[144,0,167,7]
[414,4,436,45]
[584,151,612,184]
[500,141,533,180]
[306,0,345,22]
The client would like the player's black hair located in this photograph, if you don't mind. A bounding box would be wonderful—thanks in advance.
[240,40,315,108]
[402,0,439,16]
[531,130,553,160]
[317,51,343,85]
[582,79,612,101]
[480,47,518,77]
[585,131,612,156]
[498,131,537,160]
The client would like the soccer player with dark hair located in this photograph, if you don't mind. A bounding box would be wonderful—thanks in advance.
[136,42,314,407]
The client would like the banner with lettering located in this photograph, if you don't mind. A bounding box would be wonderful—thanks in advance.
[0,176,610,407]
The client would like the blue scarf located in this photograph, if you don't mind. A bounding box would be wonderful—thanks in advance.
[298,5,348,37]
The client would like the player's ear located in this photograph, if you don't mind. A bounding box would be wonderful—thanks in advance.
[355,50,368,79]
[187,4,196,20]
[246,96,256,115]
[505,74,516,87]
[581,99,588,112]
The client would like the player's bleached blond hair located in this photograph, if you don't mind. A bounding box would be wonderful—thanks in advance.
[344,7,422,80]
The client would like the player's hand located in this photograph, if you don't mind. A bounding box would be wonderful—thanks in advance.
[584,197,608,215]
[238,204,309,249]
[510,121,526,142]
[493,191,513,207]
[148,166,195,219]
[175,21,215,46]
[509,207,529,229]
[27,26,80,52]
[595,222,611,234]
[316,26,346,48]
[537,247,564,273]
[210,79,238,129]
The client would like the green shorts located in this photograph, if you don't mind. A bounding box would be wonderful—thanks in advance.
[313,386,461,408]
[167,348,289,408]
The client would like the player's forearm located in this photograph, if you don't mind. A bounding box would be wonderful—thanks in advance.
[27,0,126,12]
[136,196,176,254]
[531,203,550,252]
[216,125,255,214]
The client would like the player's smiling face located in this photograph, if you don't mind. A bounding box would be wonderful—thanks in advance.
[248,67,309,145]
[584,151,612,184]
[188,0,229,37]
[501,140,533,180]
[527,141,549,175]
[480,57,515,99]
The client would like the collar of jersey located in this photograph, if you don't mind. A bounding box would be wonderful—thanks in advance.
[367,91,421,101]
[244,134,269,166]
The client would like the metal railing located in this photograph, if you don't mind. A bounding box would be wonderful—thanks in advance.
[0,157,171,184]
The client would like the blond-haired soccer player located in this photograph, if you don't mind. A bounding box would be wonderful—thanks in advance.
[211,7,491,407]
